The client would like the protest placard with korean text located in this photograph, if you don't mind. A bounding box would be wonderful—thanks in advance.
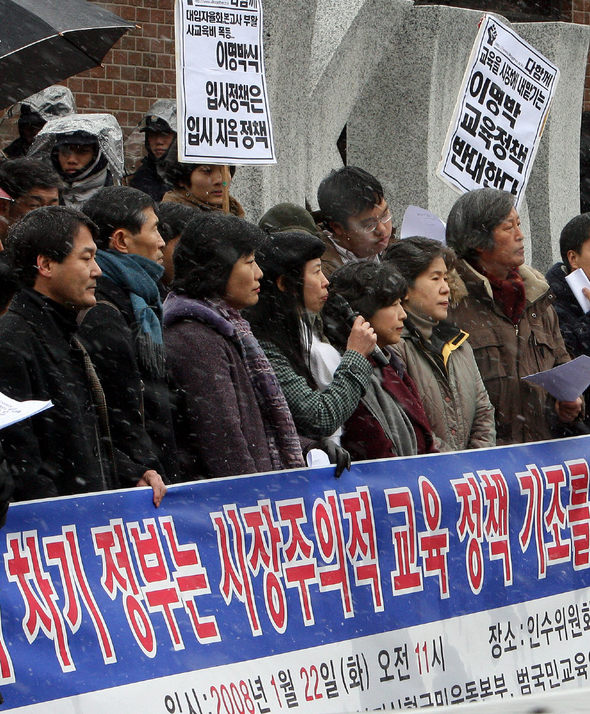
[438,14,559,205]
[2,436,590,711]
[175,0,275,164]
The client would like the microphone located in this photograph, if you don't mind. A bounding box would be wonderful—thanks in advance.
[326,294,390,367]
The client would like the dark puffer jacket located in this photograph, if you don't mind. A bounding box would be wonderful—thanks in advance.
[546,261,590,432]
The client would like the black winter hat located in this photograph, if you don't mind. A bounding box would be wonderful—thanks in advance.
[257,230,325,282]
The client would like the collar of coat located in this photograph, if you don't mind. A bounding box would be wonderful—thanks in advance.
[403,310,469,368]
[450,259,551,307]
[162,291,235,337]
[9,288,79,365]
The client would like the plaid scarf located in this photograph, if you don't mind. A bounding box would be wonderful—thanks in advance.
[208,299,304,470]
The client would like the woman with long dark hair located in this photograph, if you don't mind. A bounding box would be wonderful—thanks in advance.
[246,230,376,442]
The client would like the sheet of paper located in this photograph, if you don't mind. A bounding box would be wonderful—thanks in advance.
[400,205,446,242]
[305,448,331,468]
[564,267,590,313]
[521,355,590,402]
[0,391,52,430]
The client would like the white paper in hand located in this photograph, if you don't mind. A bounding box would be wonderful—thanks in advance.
[305,449,331,468]
[0,391,53,430]
[521,355,590,402]
[565,268,590,313]
[400,206,446,243]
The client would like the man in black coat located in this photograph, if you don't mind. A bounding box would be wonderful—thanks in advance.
[79,187,177,482]
[128,100,176,202]
[546,212,590,432]
[0,206,166,503]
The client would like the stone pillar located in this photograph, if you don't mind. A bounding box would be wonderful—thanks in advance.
[232,0,413,220]
[515,21,590,272]
[232,1,590,275]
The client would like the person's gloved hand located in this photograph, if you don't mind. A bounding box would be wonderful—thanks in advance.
[316,438,351,478]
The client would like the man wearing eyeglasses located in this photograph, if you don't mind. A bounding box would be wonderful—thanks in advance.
[316,166,395,277]
[0,159,60,245]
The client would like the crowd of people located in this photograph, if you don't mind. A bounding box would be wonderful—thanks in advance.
[0,86,587,515]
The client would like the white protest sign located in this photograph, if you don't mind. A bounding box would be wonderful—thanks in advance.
[437,14,559,206]
[175,0,276,164]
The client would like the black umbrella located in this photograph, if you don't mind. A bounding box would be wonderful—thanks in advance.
[0,0,135,109]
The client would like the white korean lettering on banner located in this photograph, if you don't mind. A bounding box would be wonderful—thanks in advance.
[437,14,559,205]
[175,0,276,164]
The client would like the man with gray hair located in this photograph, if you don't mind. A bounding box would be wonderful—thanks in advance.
[446,187,581,446]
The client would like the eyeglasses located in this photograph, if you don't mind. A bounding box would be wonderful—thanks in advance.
[355,209,393,234]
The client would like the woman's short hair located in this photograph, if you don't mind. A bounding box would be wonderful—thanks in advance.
[172,212,266,299]
[445,188,515,260]
[383,236,456,286]
[326,261,407,321]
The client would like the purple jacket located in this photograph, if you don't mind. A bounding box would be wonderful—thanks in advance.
[163,293,275,480]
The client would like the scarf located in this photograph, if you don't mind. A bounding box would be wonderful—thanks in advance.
[206,298,304,470]
[361,366,418,457]
[471,261,525,325]
[307,320,343,445]
[328,235,381,265]
[61,165,109,209]
[53,149,110,210]
[97,250,166,377]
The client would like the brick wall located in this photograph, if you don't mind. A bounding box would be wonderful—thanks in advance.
[2,0,590,142]
[66,0,176,137]
[0,0,177,146]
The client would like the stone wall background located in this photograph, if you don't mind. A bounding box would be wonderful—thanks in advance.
[2,0,590,271]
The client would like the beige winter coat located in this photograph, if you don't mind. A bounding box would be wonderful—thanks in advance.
[394,313,495,452]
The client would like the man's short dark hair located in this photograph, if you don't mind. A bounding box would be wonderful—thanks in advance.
[317,166,384,226]
[82,186,156,250]
[560,213,590,269]
[0,158,61,199]
[157,203,195,244]
[173,212,266,299]
[7,206,98,288]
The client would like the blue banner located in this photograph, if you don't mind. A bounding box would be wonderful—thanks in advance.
[1,436,590,711]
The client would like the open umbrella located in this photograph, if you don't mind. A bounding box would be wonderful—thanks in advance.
[0,0,135,109]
